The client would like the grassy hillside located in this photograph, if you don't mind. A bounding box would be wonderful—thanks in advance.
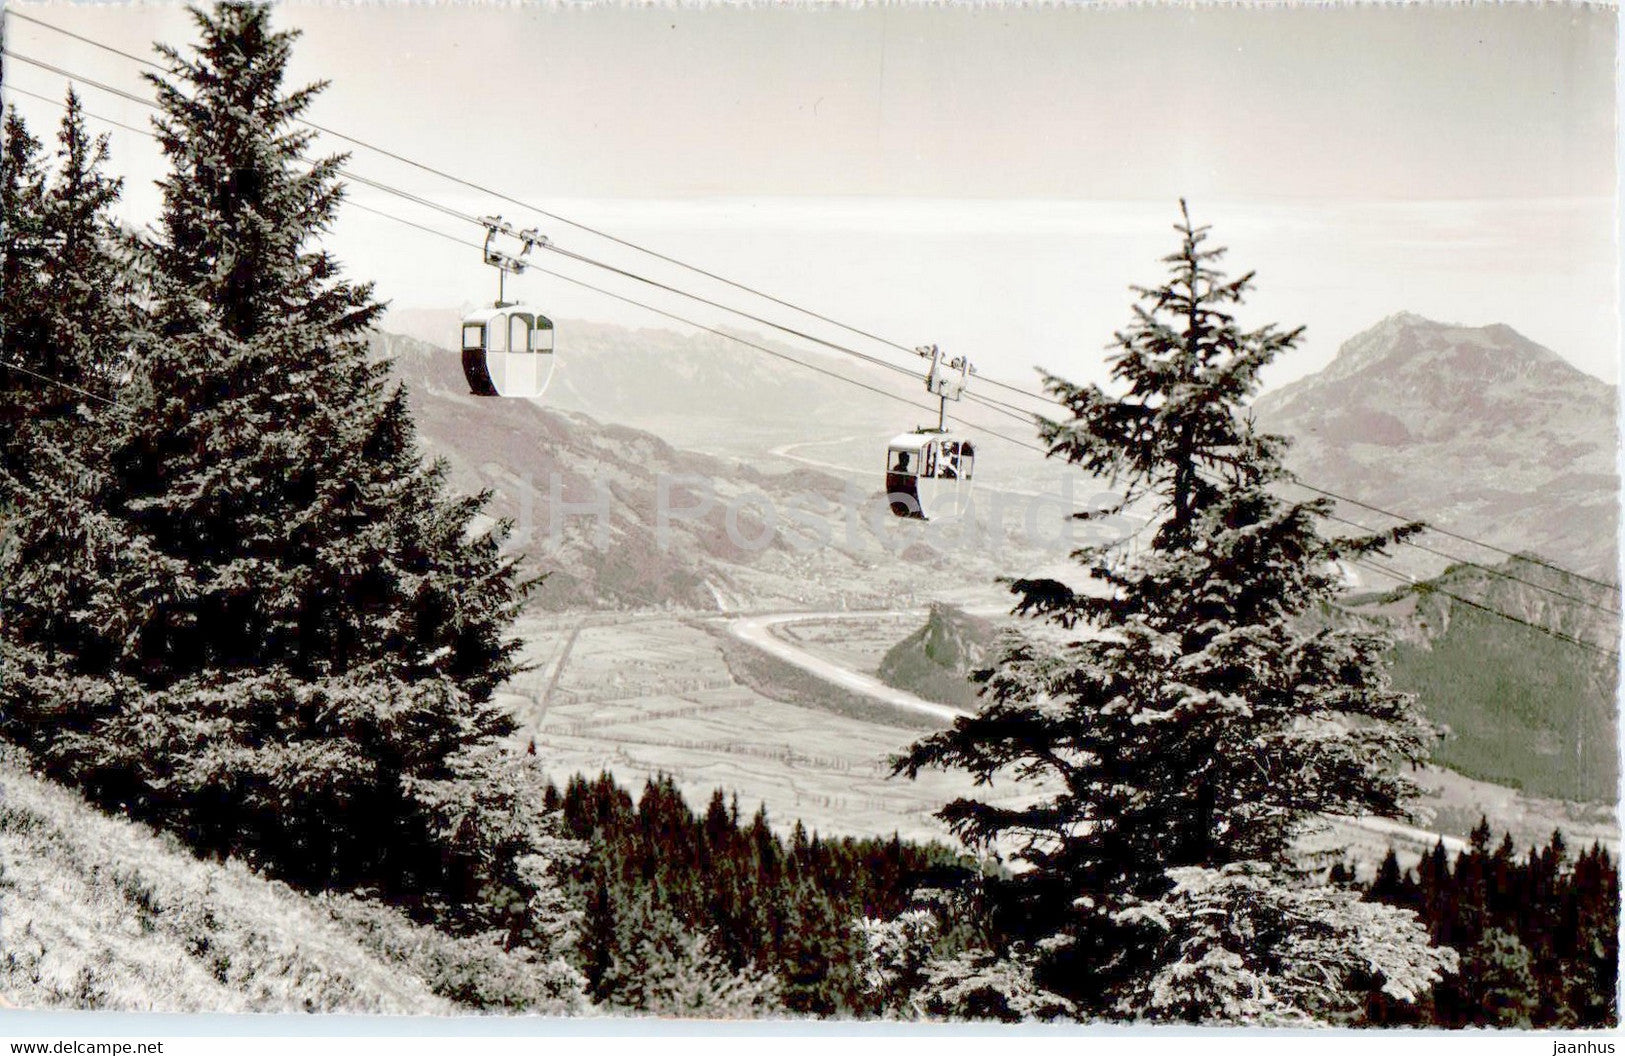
[0,748,573,1013]
[875,564,1618,806]
[1334,558,1618,804]
[1386,601,1616,803]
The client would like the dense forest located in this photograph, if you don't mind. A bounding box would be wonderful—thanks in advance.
[546,772,987,1016]
[0,0,1616,1026]
[1358,826,1618,1028]
[549,773,1619,1027]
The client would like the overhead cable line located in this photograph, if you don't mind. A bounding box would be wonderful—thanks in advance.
[8,90,1614,665]
[1287,478,1620,593]
[2,55,1045,448]
[1,82,944,427]
[337,200,993,434]
[14,25,1613,570]
[1352,556,1620,662]
[1,48,1032,426]
[1,82,151,137]
[1316,506,1619,618]
[3,49,158,112]
[9,35,1615,599]
[5,9,1059,405]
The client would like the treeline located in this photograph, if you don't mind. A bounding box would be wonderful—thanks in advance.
[544,772,1621,1026]
[545,772,986,1016]
[1354,823,1618,1028]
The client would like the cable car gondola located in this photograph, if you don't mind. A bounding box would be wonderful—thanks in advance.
[885,431,975,520]
[460,305,555,398]
[884,344,978,520]
[459,216,555,399]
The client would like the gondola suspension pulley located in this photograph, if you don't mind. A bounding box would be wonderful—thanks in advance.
[884,344,977,520]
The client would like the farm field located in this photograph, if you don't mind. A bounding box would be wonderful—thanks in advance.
[496,611,1033,844]
[772,613,927,676]
[496,608,1619,865]
[1418,763,1618,855]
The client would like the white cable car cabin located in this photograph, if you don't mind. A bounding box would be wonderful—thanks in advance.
[885,432,975,520]
[460,305,555,398]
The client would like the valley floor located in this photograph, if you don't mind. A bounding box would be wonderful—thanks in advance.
[499,610,1019,845]
[503,607,1621,870]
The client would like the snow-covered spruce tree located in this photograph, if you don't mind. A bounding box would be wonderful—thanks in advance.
[894,202,1455,1023]
[859,908,1074,1022]
[0,4,574,970]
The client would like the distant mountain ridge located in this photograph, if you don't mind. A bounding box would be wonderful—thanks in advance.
[373,329,835,609]
[1254,313,1618,579]
[380,308,931,457]
[376,309,1062,497]
[371,330,999,611]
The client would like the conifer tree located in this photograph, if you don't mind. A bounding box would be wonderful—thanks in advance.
[0,107,53,480]
[1462,928,1540,1027]
[896,202,1454,1021]
[0,3,563,954]
[0,93,133,487]
[0,95,141,764]
[44,92,133,394]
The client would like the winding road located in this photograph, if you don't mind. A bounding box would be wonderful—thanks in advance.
[724,605,1493,860]
[725,610,969,724]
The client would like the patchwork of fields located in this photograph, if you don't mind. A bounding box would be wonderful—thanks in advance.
[495,608,1619,869]
[496,612,1036,845]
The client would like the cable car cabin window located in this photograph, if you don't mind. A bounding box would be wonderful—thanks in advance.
[533,316,555,353]
[509,313,532,353]
[922,443,939,479]
[889,449,919,476]
[487,314,508,353]
[462,323,484,351]
[959,444,976,481]
[938,441,961,480]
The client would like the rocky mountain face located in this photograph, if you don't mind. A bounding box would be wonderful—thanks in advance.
[1254,313,1618,579]
[876,603,997,709]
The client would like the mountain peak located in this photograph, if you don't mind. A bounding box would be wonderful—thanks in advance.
[1370,310,1511,335]
[1313,314,1595,391]
[1252,314,1618,580]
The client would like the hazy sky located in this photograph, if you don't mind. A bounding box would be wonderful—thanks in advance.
[3,1,1617,390]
